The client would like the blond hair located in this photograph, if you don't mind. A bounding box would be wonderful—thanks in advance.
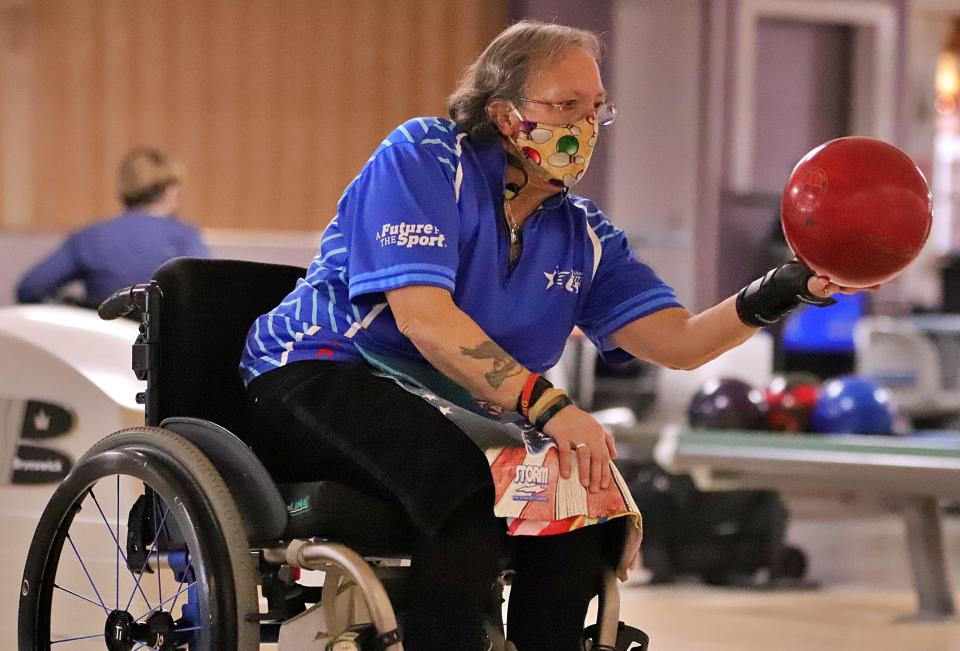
[117,147,184,208]
[448,21,601,143]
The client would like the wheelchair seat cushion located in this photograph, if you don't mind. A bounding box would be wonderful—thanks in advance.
[279,481,417,556]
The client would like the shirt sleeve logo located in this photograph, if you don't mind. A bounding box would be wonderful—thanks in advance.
[544,267,583,293]
[376,221,447,248]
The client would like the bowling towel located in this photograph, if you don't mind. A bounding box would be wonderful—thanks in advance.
[358,347,642,579]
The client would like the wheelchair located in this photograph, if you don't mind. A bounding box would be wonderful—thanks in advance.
[18,257,650,650]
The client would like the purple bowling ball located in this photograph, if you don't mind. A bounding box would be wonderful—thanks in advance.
[688,378,768,430]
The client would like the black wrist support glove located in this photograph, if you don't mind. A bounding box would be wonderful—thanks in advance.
[736,260,837,327]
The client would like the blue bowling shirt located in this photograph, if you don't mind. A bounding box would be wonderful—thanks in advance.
[240,117,682,384]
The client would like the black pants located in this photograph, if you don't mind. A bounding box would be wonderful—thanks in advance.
[246,360,621,651]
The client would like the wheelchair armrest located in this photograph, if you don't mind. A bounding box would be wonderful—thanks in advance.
[161,417,288,542]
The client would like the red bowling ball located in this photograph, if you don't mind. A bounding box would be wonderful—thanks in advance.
[765,374,820,433]
[781,137,932,288]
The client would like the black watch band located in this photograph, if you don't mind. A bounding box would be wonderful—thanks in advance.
[534,394,574,431]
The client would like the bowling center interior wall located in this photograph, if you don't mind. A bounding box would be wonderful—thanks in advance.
[0,0,506,233]
[0,0,956,314]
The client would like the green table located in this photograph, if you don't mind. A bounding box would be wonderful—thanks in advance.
[651,428,960,620]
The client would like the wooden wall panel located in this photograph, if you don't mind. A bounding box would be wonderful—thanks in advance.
[102,0,134,199]
[169,0,206,224]
[0,0,35,229]
[0,0,507,232]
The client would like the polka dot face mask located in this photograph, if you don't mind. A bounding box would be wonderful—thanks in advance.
[509,109,598,189]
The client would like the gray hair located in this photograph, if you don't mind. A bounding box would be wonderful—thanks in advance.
[447,20,601,144]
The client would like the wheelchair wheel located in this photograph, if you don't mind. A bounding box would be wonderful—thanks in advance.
[19,427,259,651]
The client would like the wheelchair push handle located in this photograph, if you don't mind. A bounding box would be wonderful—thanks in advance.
[98,281,161,321]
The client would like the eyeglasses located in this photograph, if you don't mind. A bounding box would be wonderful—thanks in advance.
[517,97,617,126]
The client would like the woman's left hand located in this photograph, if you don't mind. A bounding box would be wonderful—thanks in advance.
[806,275,880,300]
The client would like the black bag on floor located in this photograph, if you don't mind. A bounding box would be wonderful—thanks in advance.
[616,459,807,586]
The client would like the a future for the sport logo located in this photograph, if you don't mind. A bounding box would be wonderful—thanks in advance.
[376,222,447,248]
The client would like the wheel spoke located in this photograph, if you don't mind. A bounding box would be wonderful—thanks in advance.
[65,533,108,614]
[89,486,153,614]
[53,583,108,611]
[50,632,103,644]
[135,579,196,621]
[169,557,191,614]
[169,572,187,614]
[153,492,163,607]
[116,475,120,611]
[124,500,171,612]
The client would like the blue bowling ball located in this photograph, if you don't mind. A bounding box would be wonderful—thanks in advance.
[809,375,896,435]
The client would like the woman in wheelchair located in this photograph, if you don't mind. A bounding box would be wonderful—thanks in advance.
[238,20,843,651]
[17,19,848,651]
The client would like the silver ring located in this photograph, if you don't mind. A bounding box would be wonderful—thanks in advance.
[573,443,588,450]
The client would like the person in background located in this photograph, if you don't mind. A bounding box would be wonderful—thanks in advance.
[16,147,209,308]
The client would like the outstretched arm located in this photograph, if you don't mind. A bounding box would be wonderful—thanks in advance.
[609,262,845,370]
[608,300,752,371]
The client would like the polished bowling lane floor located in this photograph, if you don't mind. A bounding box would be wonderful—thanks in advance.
[611,585,960,651]
[600,512,960,650]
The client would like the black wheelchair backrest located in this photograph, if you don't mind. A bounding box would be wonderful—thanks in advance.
[152,257,306,441]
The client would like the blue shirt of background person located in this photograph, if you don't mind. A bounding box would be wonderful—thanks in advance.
[239,117,682,384]
[16,147,209,308]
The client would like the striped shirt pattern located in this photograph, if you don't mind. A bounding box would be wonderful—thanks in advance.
[240,117,682,384]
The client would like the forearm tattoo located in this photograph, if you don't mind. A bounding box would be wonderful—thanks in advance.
[460,340,523,388]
